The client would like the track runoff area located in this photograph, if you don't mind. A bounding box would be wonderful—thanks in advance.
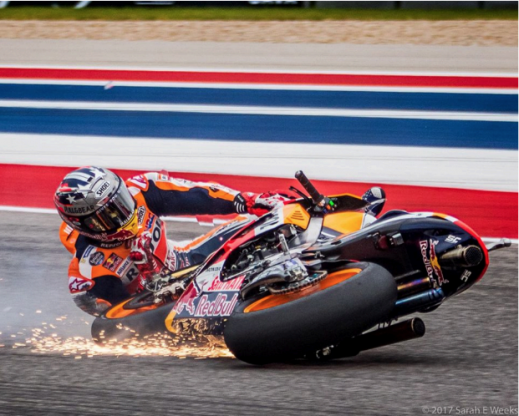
[0,67,517,241]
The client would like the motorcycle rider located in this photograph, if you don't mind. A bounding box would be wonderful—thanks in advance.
[56,166,386,317]
[55,166,289,316]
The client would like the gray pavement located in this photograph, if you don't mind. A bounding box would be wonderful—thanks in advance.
[0,212,516,415]
[0,39,517,73]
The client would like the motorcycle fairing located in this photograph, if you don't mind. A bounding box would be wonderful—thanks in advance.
[310,211,489,301]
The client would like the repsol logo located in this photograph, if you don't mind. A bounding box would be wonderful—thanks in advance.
[96,181,110,197]
[149,219,162,253]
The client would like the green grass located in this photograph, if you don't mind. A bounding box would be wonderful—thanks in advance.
[0,6,516,21]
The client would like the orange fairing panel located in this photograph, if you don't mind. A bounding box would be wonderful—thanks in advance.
[324,212,364,235]
[105,298,162,319]
[282,204,310,229]
[244,268,362,313]
[165,310,177,333]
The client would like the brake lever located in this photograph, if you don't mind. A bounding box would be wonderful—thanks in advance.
[289,186,311,203]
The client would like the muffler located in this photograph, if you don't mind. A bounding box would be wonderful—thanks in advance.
[315,318,426,360]
[439,245,483,268]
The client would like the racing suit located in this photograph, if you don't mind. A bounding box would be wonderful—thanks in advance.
[59,172,257,316]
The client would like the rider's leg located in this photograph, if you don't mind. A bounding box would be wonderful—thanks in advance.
[165,215,252,271]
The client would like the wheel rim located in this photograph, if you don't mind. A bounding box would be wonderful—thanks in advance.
[244,267,362,313]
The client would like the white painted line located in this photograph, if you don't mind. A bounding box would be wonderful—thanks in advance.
[1,133,516,192]
[0,78,516,94]
[0,64,516,77]
[481,237,518,244]
[0,206,57,214]
[0,205,515,244]
[0,100,516,122]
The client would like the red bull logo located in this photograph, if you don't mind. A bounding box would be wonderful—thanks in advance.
[102,253,123,272]
[174,284,197,315]
[194,293,239,317]
[173,286,240,317]
[420,239,448,286]
[429,239,448,286]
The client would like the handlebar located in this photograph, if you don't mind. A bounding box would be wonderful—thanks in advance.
[295,170,325,207]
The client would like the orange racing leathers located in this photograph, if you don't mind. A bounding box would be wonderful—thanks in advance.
[59,172,251,316]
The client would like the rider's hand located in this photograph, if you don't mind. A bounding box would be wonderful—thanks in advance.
[234,192,291,216]
[129,231,163,280]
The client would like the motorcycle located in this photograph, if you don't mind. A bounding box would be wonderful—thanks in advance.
[92,171,510,364]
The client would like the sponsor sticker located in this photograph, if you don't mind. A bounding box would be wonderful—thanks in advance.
[445,234,462,244]
[126,266,139,282]
[419,239,448,287]
[194,293,239,317]
[174,285,198,315]
[64,205,94,215]
[174,288,240,318]
[137,206,146,225]
[68,276,94,293]
[89,251,105,266]
[146,214,156,230]
[115,257,132,276]
[165,250,178,271]
[460,269,472,283]
[95,181,110,197]
[103,253,123,272]
[81,245,95,263]
[207,274,246,292]
[178,255,190,269]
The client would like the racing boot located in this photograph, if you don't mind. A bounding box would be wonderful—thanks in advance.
[362,187,386,217]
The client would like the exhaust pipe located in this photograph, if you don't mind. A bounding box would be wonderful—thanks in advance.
[439,245,483,268]
[315,318,426,360]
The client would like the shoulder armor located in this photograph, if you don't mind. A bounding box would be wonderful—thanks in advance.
[59,221,79,254]
[126,174,150,193]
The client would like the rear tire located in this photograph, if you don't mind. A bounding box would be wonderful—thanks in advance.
[223,262,397,365]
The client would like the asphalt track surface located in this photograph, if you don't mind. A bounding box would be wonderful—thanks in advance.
[0,212,517,416]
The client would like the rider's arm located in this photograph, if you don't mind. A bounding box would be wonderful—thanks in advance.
[127,172,239,216]
[61,226,131,316]
[69,272,130,316]
[88,275,130,305]
[126,172,288,217]
[67,258,124,316]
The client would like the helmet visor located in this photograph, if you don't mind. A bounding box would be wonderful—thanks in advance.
[69,181,136,234]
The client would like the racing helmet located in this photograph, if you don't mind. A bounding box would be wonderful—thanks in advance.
[54,166,139,242]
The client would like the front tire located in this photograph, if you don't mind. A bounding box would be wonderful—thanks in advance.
[223,262,397,365]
